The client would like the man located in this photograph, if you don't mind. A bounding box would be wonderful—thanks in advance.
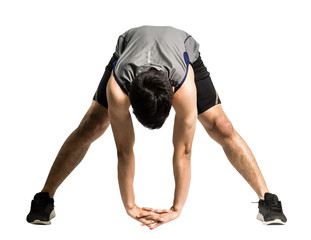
[27,25,287,228]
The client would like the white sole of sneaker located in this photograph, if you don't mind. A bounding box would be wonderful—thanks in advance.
[31,210,56,225]
[256,213,285,225]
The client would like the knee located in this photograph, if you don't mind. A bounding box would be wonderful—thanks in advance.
[210,117,235,140]
[77,112,109,140]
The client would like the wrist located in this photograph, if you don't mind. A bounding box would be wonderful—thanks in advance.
[125,202,136,210]
[171,205,183,214]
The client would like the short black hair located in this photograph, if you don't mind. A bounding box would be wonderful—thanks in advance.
[129,67,173,129]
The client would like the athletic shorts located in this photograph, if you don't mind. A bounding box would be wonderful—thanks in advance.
[93,52,221,115]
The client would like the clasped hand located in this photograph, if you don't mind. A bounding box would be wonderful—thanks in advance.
[127,205,181,230]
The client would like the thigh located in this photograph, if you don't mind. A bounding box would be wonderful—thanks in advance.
[93,53,118,108]
[198,104,234,143]
[192,53,221,114]
[198,104,227,130]
[79,100,110,131]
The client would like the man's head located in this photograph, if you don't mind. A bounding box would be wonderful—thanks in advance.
[129,67,173,129]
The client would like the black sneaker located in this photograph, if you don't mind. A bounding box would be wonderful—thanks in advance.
[26,192,55,225]
[256,192,287,225]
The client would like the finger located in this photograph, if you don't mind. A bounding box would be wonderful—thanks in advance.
[154,209,169,213]
[145,223,156,228]
[144,215,165,222]
[136,211,153,218]
[140,219,156,226]
[142,223,155,228]
[141,220,158,227]
[141,221,155,226]
[137,210,162,218]
[149,221,165,230]
[142,207,153,211]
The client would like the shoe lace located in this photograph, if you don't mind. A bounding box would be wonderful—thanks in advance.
[32,198,49,211]
[265,199,283,212]
[252,199,283,212]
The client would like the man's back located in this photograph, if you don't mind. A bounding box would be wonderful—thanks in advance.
[113,25,200,94]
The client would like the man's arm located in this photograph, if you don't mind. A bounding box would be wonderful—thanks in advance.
[172,65,197,212]
[107,73,135,210]
[147,65,197,230]
[107,73,163,225]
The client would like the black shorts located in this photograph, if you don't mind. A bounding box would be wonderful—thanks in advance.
[93,53,221,114]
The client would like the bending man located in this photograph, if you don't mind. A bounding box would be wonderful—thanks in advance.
[27,25,287,228]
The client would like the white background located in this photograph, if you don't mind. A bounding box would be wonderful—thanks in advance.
[1,0,310,239]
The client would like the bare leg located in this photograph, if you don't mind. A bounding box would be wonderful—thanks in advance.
[41,101,110,197]
[198,104,269,198]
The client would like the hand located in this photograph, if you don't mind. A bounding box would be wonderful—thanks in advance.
[141,207,181,230]
[126,205,165,226]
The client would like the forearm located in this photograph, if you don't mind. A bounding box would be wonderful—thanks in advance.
[172,152,191,212]
[118,151,136,211]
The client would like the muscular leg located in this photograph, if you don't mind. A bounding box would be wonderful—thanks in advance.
[41,100,110,197]
[198,104,269,198]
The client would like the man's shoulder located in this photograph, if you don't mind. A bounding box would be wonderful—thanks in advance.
[107,72,130,110]
[173,65,195,100]
[173,65,197,117]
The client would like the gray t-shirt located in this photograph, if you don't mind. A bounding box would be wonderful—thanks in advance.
[112,25,200,94]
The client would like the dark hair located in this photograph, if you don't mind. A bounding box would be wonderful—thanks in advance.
[129,68,173,129]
